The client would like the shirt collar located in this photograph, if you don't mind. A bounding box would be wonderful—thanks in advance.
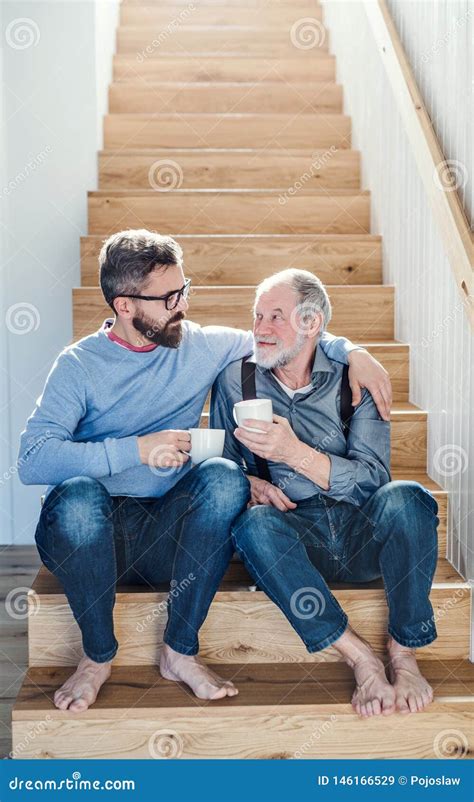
[101,318,158,352]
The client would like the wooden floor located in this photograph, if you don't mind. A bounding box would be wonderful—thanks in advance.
[0,547,41,758]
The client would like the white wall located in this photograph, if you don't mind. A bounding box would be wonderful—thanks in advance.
[387,0,473,226]
[0,0,119,545]
[321,0,473,580]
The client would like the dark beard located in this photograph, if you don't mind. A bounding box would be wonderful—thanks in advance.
[132,312,184,348]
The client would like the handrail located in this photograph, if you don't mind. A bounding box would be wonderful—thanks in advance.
[364,0,474,330]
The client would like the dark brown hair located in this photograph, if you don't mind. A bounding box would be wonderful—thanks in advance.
[99,229,183,313]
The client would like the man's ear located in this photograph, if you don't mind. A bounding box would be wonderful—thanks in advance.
[307,311,324,340]
[113,296,133,318]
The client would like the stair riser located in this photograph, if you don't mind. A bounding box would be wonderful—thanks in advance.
[28,585,466,667]
[113,58,336,83]
[73,284,393,340]
[88,192,366,236]
[82,234,381,286]
[120,7,324,26]
[12,705,473,759]
[109,83,343,115]
[117,27,330,55]
[104,114,349,150]
[99,149,358,189]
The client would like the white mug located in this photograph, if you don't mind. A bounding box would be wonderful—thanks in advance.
[189,428,225,465]
[233,398,273,432]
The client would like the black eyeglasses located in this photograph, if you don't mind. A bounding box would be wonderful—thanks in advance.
[118,278,192,311]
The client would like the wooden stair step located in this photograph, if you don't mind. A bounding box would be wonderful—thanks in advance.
[74,284,392,340]
[82,233,381,286]
[99,146,358,189]
[88,188,366,235]
[104,112,350,150]
[28,559,464,668]
[122,0,324,7]
[109,81,343,114]
[120,5,324,26]
[113,55,336,83]
[117,25,330,56]
[12,661,473,759]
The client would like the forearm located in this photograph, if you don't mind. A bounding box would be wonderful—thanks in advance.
[286,440,331,491]
[319,331,363,364]
[18,430,140,485]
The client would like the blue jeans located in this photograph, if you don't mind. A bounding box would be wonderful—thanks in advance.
[231,480,439,652]
[34,458,250,662]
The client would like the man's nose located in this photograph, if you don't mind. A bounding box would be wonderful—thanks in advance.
[254,318,273,337]
[176,293,189,313]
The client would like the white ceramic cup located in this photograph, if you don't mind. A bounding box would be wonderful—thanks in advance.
[189,428,225,464]
[233,398,273,432]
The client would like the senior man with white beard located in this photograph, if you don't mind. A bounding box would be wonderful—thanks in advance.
[210,269,439,720]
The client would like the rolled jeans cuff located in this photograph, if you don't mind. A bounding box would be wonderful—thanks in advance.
[163,634,199,656]
[83,639,119,664]
[388,624,438,649]
[305,615,349,654]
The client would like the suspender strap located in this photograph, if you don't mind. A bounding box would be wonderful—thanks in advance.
[340,364,353,440]
[241,359,273,482]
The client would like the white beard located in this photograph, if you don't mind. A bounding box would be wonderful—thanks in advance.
[255,332,306,369]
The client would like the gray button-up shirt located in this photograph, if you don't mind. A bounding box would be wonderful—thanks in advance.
[210,344,391,507]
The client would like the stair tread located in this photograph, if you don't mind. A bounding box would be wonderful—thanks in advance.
[31,557,462,599]
[114,54,333,61]
[100,146,355,156]
[105,111,345,118]
[84,232,382,240]
[109,81,339,88]
[13,660,474,717]
[89,188,368,196]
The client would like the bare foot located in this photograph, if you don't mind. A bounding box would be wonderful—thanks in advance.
[160,644,239,700]
[387,636,434,714]
[53,655,112,712]
[333,627,396,718]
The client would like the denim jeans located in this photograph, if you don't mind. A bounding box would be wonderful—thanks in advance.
[34,458,250,662]
[231,480,439,652]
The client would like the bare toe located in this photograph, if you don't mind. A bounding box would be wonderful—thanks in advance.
[396,695,410,714]
[54,692,73,710]
[206,685,230,700]
[69,697,89,712]
[382,696,396,715]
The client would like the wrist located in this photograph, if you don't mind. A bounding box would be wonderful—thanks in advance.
[287,439,310,471]
[347,346,367,363]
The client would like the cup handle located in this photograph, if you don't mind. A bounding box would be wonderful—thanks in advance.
[233,408,239,426]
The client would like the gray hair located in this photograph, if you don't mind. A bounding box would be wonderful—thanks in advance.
[255,268,332,331]
[99,229,183,313]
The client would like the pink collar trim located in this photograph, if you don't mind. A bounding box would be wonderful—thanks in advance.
[102,320,157,352]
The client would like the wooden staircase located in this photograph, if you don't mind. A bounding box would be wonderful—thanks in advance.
[12,0,473,760]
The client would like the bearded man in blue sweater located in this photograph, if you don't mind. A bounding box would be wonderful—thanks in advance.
[18,229,392,711]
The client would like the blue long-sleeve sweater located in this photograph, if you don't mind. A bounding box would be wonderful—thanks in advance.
[17,318,356,502]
